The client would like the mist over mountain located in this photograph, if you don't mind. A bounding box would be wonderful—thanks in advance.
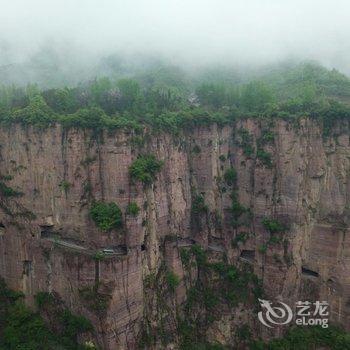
[1,0,350,87]
[2,2,350,350]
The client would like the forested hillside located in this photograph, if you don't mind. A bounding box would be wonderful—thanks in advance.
[1,61,350,135]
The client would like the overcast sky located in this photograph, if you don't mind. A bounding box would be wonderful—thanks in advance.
[0,0,350,72]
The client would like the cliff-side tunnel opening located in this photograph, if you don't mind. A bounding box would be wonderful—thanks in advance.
[302,267,319,278]
[22,260,32,276]
[240,250,255,262]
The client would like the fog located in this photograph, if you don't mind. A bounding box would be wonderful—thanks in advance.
[1,0,350,84]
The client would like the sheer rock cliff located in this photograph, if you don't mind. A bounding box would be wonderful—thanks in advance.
[0,118,349,349]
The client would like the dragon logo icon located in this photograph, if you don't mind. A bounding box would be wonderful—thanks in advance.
[258,299,293,328]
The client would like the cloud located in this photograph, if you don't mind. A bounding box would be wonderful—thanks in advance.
[0,0,349,73]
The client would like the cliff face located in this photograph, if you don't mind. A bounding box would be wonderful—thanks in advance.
[0,119,349,349]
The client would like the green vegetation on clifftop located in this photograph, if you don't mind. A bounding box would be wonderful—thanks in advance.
[1,62,350,136]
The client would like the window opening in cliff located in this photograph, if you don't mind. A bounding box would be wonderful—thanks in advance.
[141,244,146,251]
[22,260,32,276]
[240,250,255,262]
[0,222,5,235]
[302,267,319,278]
[40,227,55,238]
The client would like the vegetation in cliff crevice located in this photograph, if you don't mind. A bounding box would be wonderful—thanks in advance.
[259,217,290,251]
[191,194,208,216]
[219,154,226,162]
[261,217,286,234]
[178,246,263,349]
[0,181,23,198]
[223,167,237,186]
[221,166,251,230]
[231,231,250,248]
[216,160,252,233]
[236,128,255,157]
[79,285,112,314]
[165,270,180,292]
[0,175,35,223]
[190,194,209,232]
[192,144,202,154]
[180,248,192,268]
[90,201,123,231]
[59,180,72,194]
[126,201,140,216]
[140,265,181,348]
[140,241,264,349]
[255,126,275,168]
[256,148,273,168]
[230,192,250,229]
[93,251,106,261]
[129,154,163,185]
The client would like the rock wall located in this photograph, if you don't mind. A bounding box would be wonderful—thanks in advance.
[0,119,349,348]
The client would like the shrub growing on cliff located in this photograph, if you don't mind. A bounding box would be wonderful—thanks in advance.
[230,192,248,228]
[180,248,191,268]
[190,244,208,266]
[224,168,237,186]
[231,232,249,248]
[237,128,254,157]
[166,271,180,292]
[256,148,273,168]
[90,201,123,231]
[0,181,23,198]
[126,201,140,216]
[191,194,208,215]
[262,217,285,233]
[192,144,201,154]
[129,155,163,185]
[59,180,71,193]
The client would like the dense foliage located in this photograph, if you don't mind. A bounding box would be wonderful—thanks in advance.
[1,61,350,135]
[0,279,93,350]
[223,168,237,186]
[90,201,123,231]
[261,217,286,234]
[129,155,163,185]
[126,201,140,216]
